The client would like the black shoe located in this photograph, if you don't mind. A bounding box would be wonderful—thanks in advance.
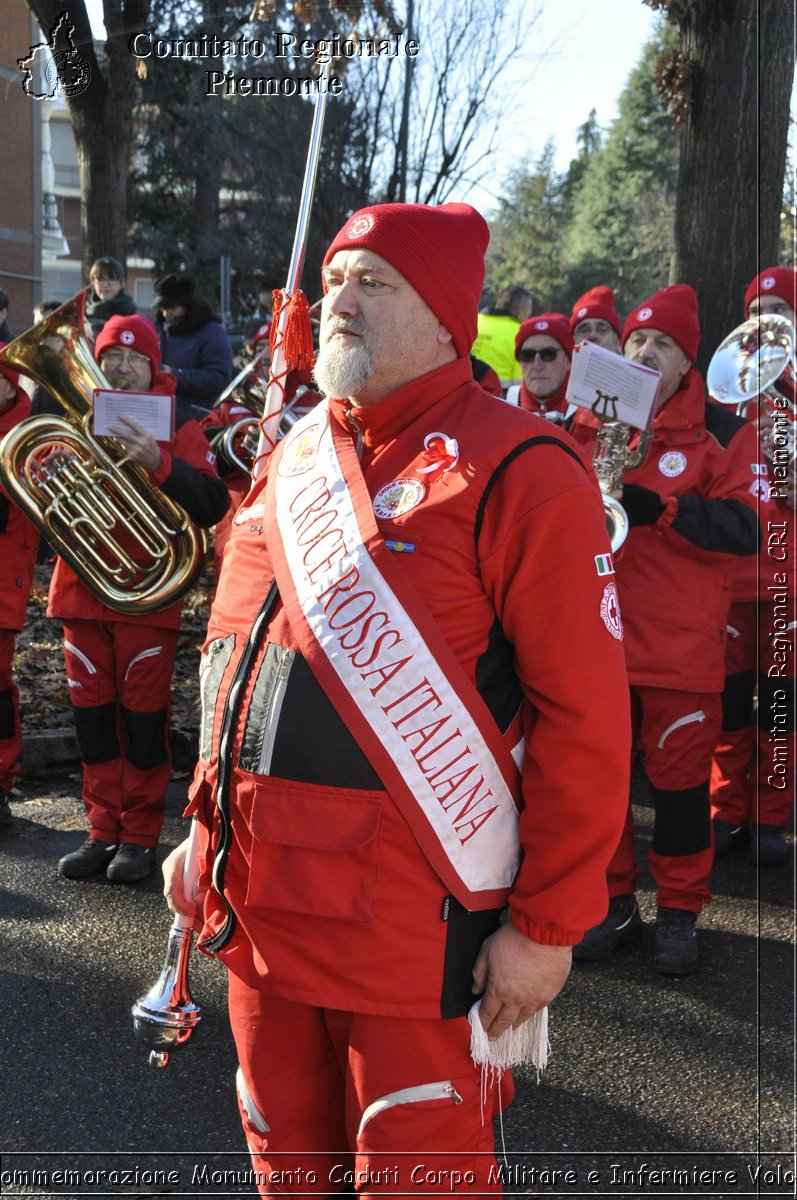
[106,843,154,883]
[654,906,699,975]
[0,789,13,830]
[750,824,788,867]
[572,893,643,962]
[712,817,749,857]
[58,838,118,879]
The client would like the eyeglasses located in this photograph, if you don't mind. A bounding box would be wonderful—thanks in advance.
[518,347,562,364]
[101,349,150,369]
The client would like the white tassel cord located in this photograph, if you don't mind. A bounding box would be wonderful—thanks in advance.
[468,999,550,1076]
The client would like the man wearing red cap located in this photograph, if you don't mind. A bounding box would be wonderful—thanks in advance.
[568,284,760,974]
[711,267,796,867]
[570,286,622,353]
[52,314,228,883]
[506,312,574,421]
[0,349,39,832]
[163,202,630,1190]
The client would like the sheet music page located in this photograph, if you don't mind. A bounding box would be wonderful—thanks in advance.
[92,390,175,441]
[566,342,661,430]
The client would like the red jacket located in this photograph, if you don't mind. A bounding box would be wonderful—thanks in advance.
[505,375,571,420]
[188,357,631,1018]
[570,368,760,692]
[722,369,795,603]
[48,410,228,629]
[0,388,39,631]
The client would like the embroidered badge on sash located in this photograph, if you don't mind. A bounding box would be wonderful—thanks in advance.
[600,582,623,640]
[658,450,687,477]
[278,424,321,476]
[235,501,265,525]
[373,477,426,519]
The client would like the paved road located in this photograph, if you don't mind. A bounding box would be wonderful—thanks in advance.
[0,775,793,1198]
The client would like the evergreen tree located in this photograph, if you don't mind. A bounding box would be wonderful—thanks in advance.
[487,141,570,313]
[562,23,678,316]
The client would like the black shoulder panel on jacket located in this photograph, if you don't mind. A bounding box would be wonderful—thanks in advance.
[704,400,747,449]
[474,435,586,545]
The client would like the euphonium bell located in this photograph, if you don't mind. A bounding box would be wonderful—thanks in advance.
[707,312,794,411]
[0,291,207,613]
[132,914,202,1068]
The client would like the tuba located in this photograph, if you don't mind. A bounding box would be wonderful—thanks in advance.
[0,292,207,613]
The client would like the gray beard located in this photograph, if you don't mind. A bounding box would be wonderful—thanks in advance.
[313,334,373,399]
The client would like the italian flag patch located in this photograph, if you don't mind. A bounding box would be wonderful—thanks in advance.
[595,552,615,576]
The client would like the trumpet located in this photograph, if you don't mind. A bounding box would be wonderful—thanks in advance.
[0,292,207,613]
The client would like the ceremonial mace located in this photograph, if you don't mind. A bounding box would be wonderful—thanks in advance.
[132,58,332,1066]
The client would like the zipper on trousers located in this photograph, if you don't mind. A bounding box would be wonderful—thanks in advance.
[357,1080,462,1139]
[657,709,705,749]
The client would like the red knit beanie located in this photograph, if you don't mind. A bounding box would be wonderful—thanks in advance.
[743,267,797,317]
[0,343,20,392]
[570,286,621,336]
[95,314,161,376]
[322,202,489,358]
[515,313,574,359]
[622,285,700,362]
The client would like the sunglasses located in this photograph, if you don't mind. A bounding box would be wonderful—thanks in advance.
[518,347,562,364]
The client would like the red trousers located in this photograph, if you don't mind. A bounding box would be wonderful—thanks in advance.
[711,600,795,828]
[608,686,723,913]
[62,619,179,847]
[0,629,21,793]
[228,976,507,1197]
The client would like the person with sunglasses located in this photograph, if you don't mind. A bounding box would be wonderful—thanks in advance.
[504,313,574,422]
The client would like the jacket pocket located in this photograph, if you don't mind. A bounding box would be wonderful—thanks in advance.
[244,776,383,922]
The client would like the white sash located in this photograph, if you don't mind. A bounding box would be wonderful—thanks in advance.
[265,401,521,908]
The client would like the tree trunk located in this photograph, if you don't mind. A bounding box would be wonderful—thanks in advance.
[670,0,795,374]
[25,0,148,279]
